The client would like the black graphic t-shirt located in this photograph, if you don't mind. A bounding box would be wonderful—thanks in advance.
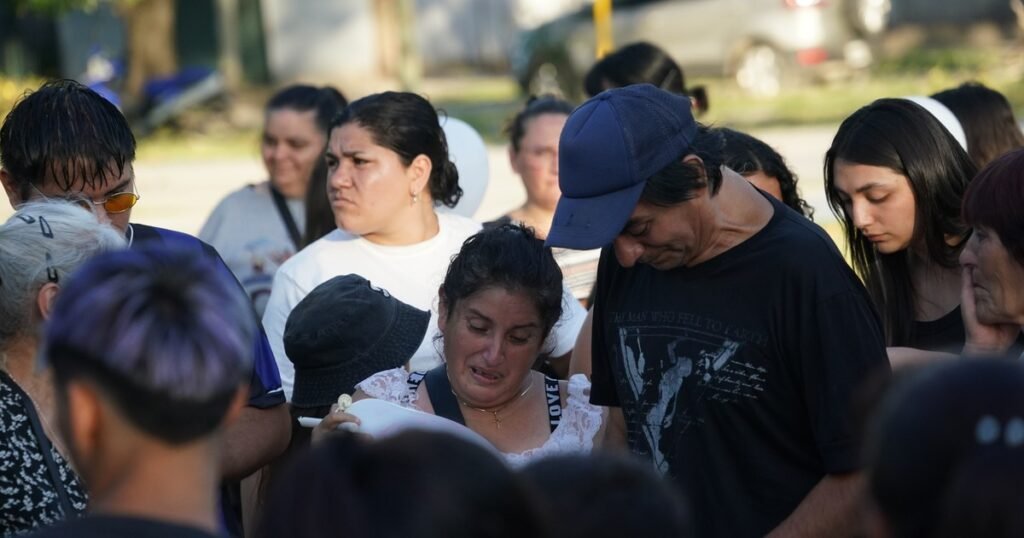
[590,198,889,538]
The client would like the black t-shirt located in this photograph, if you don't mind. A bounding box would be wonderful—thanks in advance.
[590,197,890,538]
[908,306,966,353]
[28,515,218,537]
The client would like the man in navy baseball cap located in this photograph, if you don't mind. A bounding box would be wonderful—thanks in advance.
[550,84,889,537]
[547,84,696,251]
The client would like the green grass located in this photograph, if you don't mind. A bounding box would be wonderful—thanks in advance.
[136,127,260,161]
[696,60,1024,128]
[695,44,1024,127]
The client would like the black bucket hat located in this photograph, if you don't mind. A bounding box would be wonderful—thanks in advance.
[284,274,430,408]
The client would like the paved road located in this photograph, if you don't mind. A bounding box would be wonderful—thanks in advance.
[1,124,842,242]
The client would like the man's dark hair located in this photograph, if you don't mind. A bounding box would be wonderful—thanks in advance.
[520,453,692,538]
[0,79,136,200]
[640,124,724,206]
[258,431,549,538]
[865,359,1024,538]
[719,127,814,218]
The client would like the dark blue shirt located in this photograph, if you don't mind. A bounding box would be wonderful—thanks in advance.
[130,223,285,408]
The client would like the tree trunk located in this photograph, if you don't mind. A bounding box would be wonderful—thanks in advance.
[216,0,242,91]
[376,0,399,78]
[122,0,178,105]
[396,0,421,91]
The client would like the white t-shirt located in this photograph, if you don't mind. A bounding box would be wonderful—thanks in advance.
[199,182,305,317]
[263,212,586,400]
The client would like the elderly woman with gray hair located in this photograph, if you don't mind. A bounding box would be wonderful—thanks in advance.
[0,201,125,535]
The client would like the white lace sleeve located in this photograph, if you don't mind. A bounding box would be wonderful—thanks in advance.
[355,368,419,408]
[504,374,606,467]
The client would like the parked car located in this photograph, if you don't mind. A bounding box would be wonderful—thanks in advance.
[511,0,892,98]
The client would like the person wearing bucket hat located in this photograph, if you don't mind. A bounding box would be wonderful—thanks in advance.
[549,84,889,537]
[284,274,430,410]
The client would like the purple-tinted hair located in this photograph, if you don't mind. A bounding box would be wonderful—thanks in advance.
[962,147,1024,265]
[43,246,255,443]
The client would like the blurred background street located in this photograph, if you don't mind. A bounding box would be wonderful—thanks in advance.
[3,0,1024,249]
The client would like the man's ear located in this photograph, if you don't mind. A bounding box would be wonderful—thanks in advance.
[681,154,711,189]
[681,154,705,169]
[1,168,23,208]
[36,282,61,321]
[63,380,103,471]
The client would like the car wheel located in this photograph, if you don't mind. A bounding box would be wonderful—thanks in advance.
[735,44,785,98]
[845,0,891,36]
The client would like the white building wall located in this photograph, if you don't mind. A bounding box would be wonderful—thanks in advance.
[262,0,379,82]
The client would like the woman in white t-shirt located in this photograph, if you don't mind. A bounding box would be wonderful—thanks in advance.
[263,91,587,399]
[199,85,346,316]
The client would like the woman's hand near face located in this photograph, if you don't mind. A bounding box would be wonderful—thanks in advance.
[961,267,1021,356]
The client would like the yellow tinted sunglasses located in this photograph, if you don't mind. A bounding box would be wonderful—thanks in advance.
[32,184,141,214]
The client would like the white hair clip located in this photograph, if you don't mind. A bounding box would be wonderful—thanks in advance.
[975,415,1024,447]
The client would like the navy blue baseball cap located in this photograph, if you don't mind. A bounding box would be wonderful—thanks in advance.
[546,84,697,250]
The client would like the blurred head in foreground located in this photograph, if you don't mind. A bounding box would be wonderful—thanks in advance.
[864,359,1024,538]
[259,430,548,538]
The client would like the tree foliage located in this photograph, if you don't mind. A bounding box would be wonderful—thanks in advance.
[14,0,139,16]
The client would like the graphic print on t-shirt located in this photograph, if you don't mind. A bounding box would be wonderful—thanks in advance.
[612,312,767,475]
[239,239,294,315]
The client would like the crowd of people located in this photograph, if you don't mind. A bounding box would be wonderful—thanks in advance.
[1,39,1024,537]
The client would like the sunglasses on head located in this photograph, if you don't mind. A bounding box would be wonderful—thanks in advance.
[32,184,141,214]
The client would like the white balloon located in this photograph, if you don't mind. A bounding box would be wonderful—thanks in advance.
[439,116,490,218]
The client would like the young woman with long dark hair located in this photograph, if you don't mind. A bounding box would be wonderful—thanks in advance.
[825,98,977,352]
